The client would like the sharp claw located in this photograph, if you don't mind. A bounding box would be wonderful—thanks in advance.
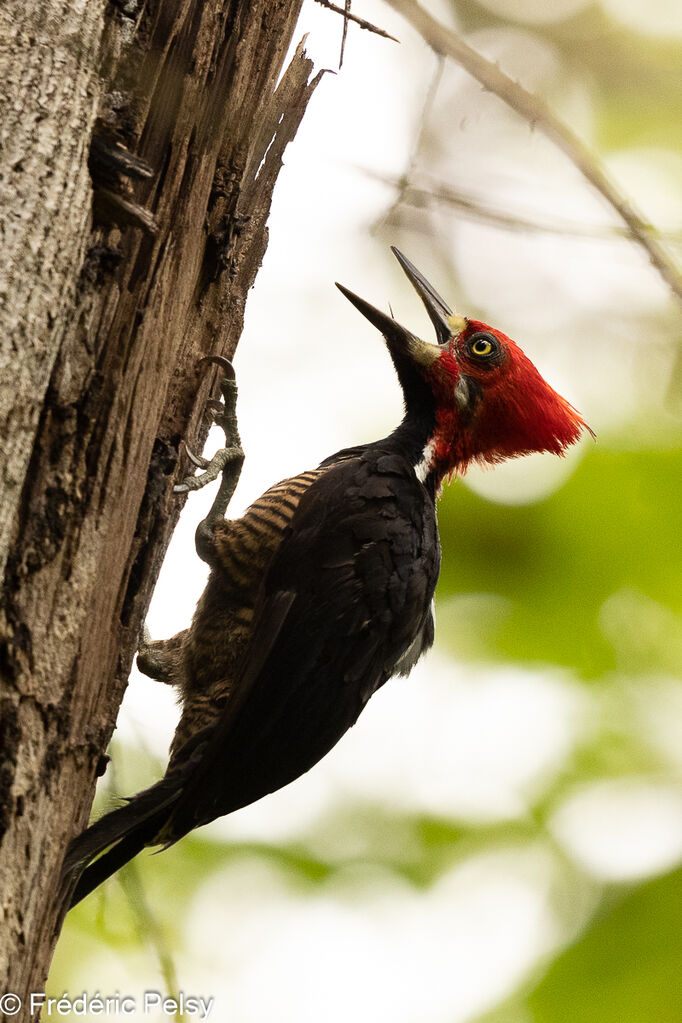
[198,355,235,379]
[184,444,210,469]
[175,355,241,509]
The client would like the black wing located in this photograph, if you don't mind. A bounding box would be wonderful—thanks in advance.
[163,449,440,840]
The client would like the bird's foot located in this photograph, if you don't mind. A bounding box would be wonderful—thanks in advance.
[137,625,187,686]
[174,356,244,498]
[175,356,245,565]
[174,444,243,494]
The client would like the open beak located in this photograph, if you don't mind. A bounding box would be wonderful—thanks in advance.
[391,248,466,345]
[335,283,409,343]
[335,283,440,369]
[336,248,466,360]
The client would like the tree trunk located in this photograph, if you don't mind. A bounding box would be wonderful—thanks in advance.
[0,0,321,1008]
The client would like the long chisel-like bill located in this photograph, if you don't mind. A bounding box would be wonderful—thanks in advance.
[391,247,466,346]
[336,283,440,369]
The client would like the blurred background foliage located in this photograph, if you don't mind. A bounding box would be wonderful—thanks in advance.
[51,0,681,1020]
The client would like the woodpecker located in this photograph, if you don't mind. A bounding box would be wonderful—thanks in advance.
[62,248,588,907]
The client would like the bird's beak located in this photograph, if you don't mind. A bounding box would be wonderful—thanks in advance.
[390,247,467,345]
[336,249,467,363]
[335,282,440,369]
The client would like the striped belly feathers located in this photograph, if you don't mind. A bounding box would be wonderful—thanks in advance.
[170,467,328,759]
[213,467,327,584]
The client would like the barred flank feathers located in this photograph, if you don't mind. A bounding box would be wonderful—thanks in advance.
[215,468,327,578]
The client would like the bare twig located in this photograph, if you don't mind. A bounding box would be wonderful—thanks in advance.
[373,54,444,233]
[407,54,445,178]
[383,0,682,306]
[369,171,682,243]
[316,0,399,45]
[340,1,351,67]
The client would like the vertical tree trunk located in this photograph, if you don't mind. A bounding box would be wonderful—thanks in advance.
[0,0,321,1007]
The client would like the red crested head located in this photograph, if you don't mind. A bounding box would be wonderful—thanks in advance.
[426,317,588,476]
[337,248,590,486]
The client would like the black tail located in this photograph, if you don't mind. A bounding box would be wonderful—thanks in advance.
[61,772,185,910]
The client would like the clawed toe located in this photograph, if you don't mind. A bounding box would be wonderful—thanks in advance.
[197,354,235,380]
[184,444,210,469]
[174,355,244,552]
[174,443,211,492]
[174,445,243,496]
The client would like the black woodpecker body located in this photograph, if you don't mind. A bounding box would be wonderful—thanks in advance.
[62,249,587,908]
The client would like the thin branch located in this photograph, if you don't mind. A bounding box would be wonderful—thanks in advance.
[383,0,682,306]
[373,54,444,234]
[315,0,399,44]
[340,1,351,67]
[369,171,682,243]
[407,54,445,179]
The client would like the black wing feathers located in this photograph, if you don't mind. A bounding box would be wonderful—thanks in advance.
[165,449,440,838]
[64,446,440,903]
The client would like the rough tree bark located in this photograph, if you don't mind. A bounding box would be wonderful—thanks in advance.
[0,0,322,1009]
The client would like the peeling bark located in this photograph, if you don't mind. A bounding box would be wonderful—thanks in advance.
[0,0,321,1005]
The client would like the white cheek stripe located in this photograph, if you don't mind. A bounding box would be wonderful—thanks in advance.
[414,437,437,483]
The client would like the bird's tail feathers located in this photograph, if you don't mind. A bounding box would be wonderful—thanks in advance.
[60,770,185,911]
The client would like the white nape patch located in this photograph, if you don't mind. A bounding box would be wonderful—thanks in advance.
[414,437,437,483]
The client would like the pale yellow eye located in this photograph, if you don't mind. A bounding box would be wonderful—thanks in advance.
[471,337,493,356]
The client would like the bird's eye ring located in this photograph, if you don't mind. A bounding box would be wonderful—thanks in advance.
[467,332,499,360]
